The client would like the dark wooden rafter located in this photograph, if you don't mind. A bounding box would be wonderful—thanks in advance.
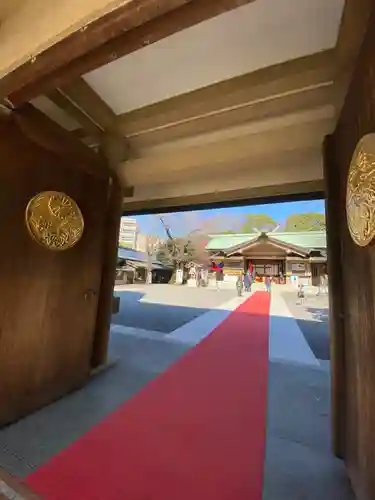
[2,0,255,105]
[46,77,129,152]
[333,0,374,114]
[11,103,110,180]
[0,0,193,102]
[45,77,134,195]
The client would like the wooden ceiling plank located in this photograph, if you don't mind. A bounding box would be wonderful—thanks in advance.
[124,162,323,201]
[0,0,195,101]
[3,0,255,105]
[121,147,322,186]
[71,53,334,148]
[138,106,334,156]
[117,50,335,136]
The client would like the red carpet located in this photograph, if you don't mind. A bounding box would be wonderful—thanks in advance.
[26,292,270,500]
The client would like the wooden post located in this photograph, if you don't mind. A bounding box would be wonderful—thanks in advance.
[91,175,123,368]
[323,134,346,459]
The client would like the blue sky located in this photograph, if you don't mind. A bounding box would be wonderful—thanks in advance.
[135,199,325,237]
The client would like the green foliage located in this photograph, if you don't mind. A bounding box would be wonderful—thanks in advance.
[241,214,278,233]
[284,212,326,232]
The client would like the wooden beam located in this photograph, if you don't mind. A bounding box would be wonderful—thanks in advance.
[100,130,135,197]
[120,147,322,186]
[323,134,346,459]
[55,78,121,132]
[333,0,373,114]
[46,89,103,137]
[47,78,131,156]
[135,105,334,154]
[121,180,325,214]
[72,55,334,149]
[3,0,256,105]
[11,103,110,179]
[0,0,194,100]
[117,50,335,137]
[46,77,134,195]
[124,157,323,202]
[120,85,334,150]
[118,118,333,178]
[335,0,373,70]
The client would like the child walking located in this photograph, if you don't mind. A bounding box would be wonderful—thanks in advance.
[265,276,272,293]
[297,284,305,305]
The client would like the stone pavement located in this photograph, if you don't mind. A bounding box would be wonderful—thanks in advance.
[264,361,353,500]
[0,284,352,499]
[113,284,235,333]
[282,287,330,362]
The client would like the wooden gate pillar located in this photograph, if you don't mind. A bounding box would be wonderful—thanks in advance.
[91,175,123,368]
[323,134,346,459]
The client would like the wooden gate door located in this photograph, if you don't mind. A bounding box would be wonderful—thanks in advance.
[0,117,110,425]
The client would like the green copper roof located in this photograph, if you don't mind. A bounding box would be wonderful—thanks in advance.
[206,231,326,251]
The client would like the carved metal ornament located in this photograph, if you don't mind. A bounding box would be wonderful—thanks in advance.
[346,134,375,247]
[25,191,84,251]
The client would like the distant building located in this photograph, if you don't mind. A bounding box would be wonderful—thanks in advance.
[116,248,173,284]
[136,233,165,253]
[119,217,138,248]
[206,231,327,286]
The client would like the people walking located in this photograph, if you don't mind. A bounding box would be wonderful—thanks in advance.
[236,273,244,297]
[244,272,251,292]
[265,275,272,293]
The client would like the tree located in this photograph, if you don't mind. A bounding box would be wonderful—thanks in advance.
[145,236,161,284]
[241,214,278,233]
[156,215,212,281]
[185,229,211,266]
[284,212,326,232]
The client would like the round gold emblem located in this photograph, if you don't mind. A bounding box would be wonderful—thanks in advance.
[346,134,375,247]
[25,191,84,251]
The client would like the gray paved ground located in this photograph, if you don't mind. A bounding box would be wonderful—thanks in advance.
[282,290,330,360]
[264,361,354,500]
[0,331,190,477]
[0,284,352,499]
[113,284,235,333]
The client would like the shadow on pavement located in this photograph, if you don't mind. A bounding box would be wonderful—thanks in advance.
[0,293,346,499]
[306,307,329,323]
[113,289,221,333]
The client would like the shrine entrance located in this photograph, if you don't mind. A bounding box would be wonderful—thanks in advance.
[0,0,374,498]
